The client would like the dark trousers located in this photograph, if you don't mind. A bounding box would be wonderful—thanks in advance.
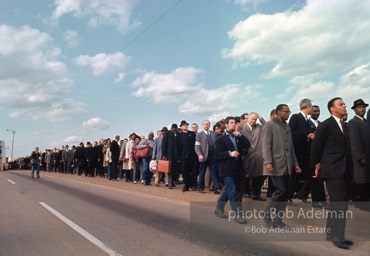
[265,175,289,224]
[181,158,198,189]
[267,176,275,196]
[251,176,266,197]
[288,172,303,199]
[236,172,248,207]
[110,158,118,179]
[325,177,350,239]
[198,151,219,191]
[168,161,180,188]
[353,183,370,201]
[298,177,326,202]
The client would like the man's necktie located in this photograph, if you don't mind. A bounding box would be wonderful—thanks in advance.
[340,120,346,134]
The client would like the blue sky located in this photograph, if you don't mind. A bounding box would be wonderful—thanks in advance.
[1,0,370,158]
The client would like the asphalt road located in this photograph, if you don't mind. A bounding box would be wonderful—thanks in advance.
[1,171,369,256]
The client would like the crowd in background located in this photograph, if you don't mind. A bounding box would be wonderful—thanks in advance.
[25,98,370,210]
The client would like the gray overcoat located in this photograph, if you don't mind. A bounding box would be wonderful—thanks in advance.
[262,118,298,176]
[348,116,370,183]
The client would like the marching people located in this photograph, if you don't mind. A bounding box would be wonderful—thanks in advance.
[178,120,198,192]
[30,147,41,178]
[348,99,370,209]
[311,97,353,249]
[214,116,251,224]
[240,112,267,201]
[262,104,301,228]
[288,99,316,205]
[195,120,220,194]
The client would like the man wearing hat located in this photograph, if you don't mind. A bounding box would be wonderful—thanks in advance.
[348,99,370,209]
[178,120,198,192]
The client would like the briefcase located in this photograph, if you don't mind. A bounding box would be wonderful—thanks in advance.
[157,160,171,173]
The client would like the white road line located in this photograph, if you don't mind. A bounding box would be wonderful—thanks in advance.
[39,202,122,256]
[7,179,16,184]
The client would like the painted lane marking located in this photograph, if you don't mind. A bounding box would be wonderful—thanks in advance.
[39,202,122,256]
[7,179,16,184]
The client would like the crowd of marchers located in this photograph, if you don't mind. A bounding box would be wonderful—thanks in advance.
[27,97,370,249]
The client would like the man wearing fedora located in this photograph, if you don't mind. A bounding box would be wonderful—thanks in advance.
[348,99,370,209]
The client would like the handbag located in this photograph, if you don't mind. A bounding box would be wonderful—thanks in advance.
[135,147,150,158]
[157,160,171,173]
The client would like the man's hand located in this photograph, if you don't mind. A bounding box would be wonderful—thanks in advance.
[230,151,240,158]
[294,165,301,174]
[307,133,315,140]
[312,163,320,178]
[265,163,273,173]
[233,131,241,137]
[198,155,204,161]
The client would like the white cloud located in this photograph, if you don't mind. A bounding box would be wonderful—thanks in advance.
[131,67,203,104]
[114,72,125,83]
[51,0,141,31]
[64,135,83,144]
[337,63,370,101]
[82,117,110,130]
[274,75,335,112]
[0,25,80,121]
[75,52,130,76]
[132,67,267,116]
[223,0,370,79]
[233,0,267,10]
[43,98,89,122]
[179,84,266,116]
[63,30,81,48]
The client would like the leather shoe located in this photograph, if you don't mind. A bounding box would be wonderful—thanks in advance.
[263,216,272,228]
[234,217,247,224]
[327,236,350,249]
[214,209,227,218]
[198,189,205,194]
[214,189,221,195]
[326,235,353,245]
[182,186,189,192]
[252,196,266,201]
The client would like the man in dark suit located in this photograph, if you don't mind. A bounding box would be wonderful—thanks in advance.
[311,97,353,249]
[308,105,328,208]
[214,116,251,224]
[110,135,120,180]
[162,124,180,189]
[288,99,316,204]
[367,107,370,175]
[348,99,370,207]
[178,120,198,192]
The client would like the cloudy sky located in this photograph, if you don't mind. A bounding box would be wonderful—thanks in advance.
[1,0,370,158]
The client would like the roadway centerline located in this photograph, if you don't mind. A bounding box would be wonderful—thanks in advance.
[7,179,16,184]
[39,202,122,256]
